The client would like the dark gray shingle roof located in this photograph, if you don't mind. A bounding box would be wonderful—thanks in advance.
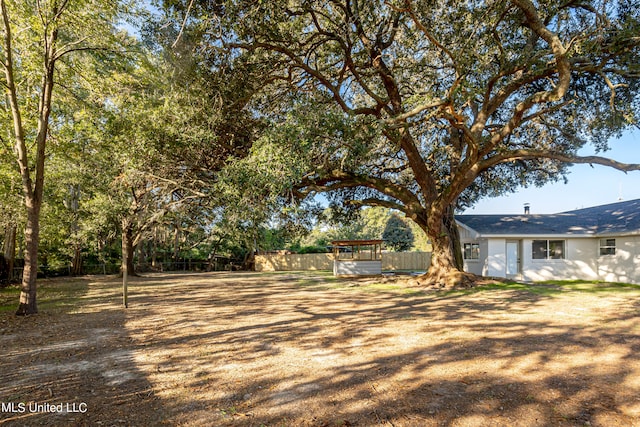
[456,199,640,236]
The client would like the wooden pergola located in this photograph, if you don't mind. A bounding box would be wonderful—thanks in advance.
[331,239,383,276]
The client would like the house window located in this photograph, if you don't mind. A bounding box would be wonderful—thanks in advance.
[599,238,616,256]
[532,240,565,259]
[463,243,480,260]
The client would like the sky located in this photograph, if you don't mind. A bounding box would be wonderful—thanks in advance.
[462,128,640,215]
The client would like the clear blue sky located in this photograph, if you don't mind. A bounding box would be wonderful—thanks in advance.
[462,129,640,214]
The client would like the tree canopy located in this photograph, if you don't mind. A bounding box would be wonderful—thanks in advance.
[383,214,414,252]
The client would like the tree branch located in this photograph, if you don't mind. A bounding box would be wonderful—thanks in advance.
[1,0,33,200]
[479,150,640,173]
[399,2,459,78]
[385,99,448,124]
[347,197,406,212]
[228,41,377,116]
[297,168,422,210]
[172,0,195,48]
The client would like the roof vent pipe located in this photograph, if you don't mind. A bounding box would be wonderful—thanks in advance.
[524,203,530,215]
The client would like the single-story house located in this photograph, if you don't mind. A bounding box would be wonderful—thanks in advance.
[456,199,640,284]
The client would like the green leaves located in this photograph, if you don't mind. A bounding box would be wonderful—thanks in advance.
[382,213,414,252]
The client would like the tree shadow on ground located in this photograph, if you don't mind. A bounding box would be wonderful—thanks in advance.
[3,272,636,425]
[118,271,640,426]
[0,276,164,426]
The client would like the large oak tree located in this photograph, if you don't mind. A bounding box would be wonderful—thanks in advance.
[202,0,640,286]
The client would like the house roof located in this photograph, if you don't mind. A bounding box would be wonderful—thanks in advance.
[456,198,640,237]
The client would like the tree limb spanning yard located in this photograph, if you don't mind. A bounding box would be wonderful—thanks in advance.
[212,0,640,287]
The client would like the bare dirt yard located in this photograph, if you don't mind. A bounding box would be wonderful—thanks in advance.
[1,271,639,426]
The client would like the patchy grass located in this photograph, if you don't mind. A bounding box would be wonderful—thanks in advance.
[0,286,20,312]
[296,273,640,298]
[446,279,640,298]
[537,279,640,293]
[296,274,428,295]
[0,277,90,313]
[456,281,548,294]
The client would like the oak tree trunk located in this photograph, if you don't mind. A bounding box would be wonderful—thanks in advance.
[206,236,223,272]
[444,204,464,271]
[417,204,477,288]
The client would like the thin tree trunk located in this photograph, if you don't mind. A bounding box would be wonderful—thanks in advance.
[151,227,158,269]
[3,223,16,281]
[122,236,129,309]
[121,218,135,308]
[71,245,82,276]
[206,236,224,272]
[206,249,217,272]
[68,184,82,276]
[121,218,136,277]
[134,241,142,272]
[173,224,180,268]
[16,204,40,315]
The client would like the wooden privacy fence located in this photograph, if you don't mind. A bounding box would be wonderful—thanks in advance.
[381,251,431,271]
[255,252,431,272]
[256,253,333,272]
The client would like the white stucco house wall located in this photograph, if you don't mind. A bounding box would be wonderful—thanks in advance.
[455,199,640,284]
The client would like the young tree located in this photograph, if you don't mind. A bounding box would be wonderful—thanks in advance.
[383,214,414,252]
[0,0,134,314]
[213,0,640,287]
[0,157,21,283]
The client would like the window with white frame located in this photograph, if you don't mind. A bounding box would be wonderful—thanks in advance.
[463,243,480,260]
[532,240,565,259]
[599,238,616,256]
